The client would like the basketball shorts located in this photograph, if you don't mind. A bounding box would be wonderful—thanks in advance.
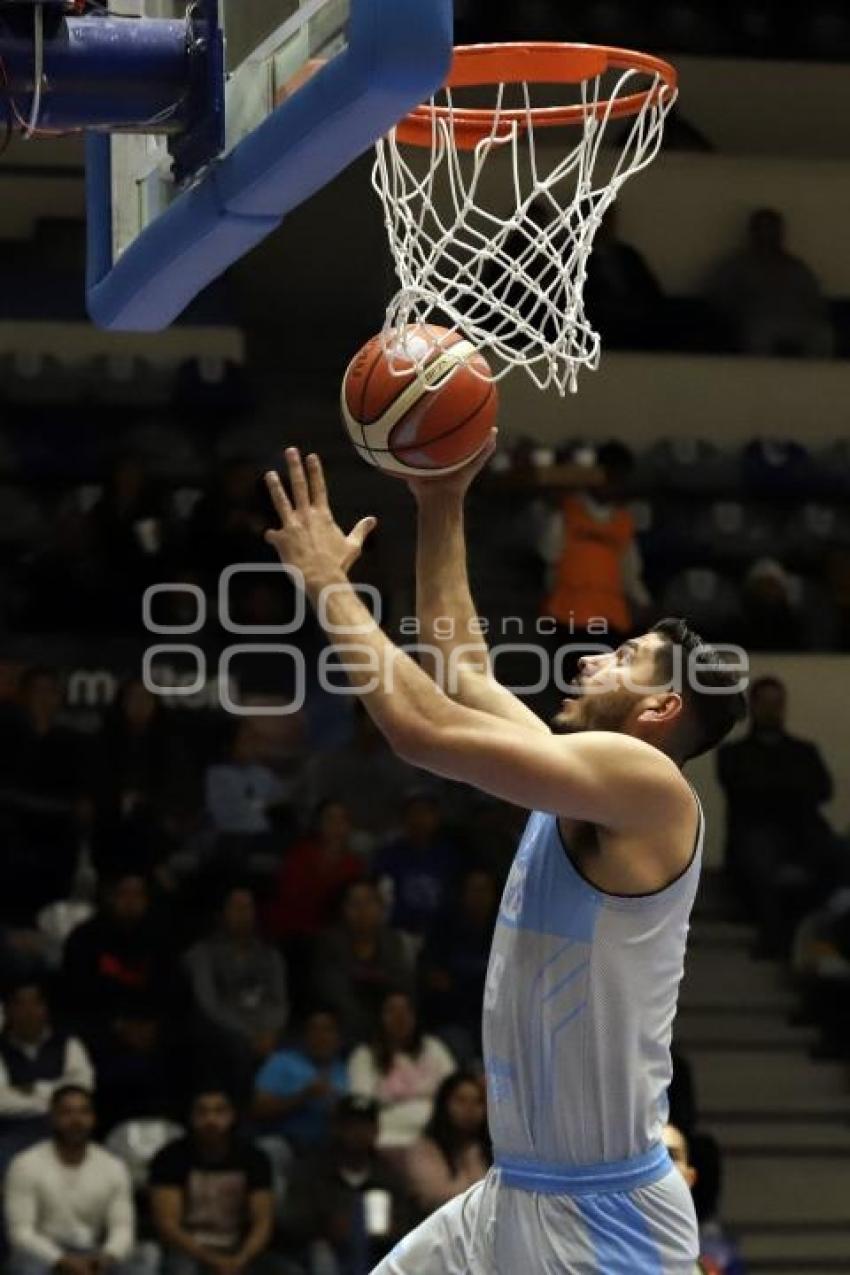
[371,1144,699,1275]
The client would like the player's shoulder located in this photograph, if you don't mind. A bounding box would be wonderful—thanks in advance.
[559,731,695,827]
[560,730,690,788]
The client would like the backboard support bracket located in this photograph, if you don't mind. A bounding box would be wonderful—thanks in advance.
[83,0,453,332]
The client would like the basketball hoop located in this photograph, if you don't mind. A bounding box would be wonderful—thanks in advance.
[373,43,678,395]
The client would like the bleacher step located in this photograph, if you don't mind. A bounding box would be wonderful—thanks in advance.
[675,1007,817,1049]
[710,1118,850,1156]
[740,1226,850,1265]
[722,1154,850,1228]
[680,948,795,1011]
[691,1050,849,1113]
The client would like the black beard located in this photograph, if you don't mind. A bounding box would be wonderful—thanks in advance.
[549,709,587,735]
[551,689,636,736]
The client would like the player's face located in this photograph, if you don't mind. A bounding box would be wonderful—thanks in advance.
[551,634,667,735]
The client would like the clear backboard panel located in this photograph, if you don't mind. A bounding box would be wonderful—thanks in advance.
[86,0,452,329]
[109,0,350,267]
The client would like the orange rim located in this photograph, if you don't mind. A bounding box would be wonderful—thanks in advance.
[394,42,678,150]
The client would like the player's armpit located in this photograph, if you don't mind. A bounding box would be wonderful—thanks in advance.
[394,720,688,832]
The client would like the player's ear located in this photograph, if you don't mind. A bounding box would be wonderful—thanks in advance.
[636,692,682,726]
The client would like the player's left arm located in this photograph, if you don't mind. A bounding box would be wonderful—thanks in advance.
[264,451,686,834]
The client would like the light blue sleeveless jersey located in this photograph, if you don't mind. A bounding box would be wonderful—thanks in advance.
[483,803,704,1167]
[373,801,704,1274]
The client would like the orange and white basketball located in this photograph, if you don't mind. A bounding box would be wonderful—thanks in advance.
[341,324,499,479]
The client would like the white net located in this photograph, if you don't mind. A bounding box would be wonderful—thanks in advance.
[373,62,677,395]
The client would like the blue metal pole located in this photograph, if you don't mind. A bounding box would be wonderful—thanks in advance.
[0,14,191,132]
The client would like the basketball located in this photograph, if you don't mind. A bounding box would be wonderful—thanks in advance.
[340,324,499,478]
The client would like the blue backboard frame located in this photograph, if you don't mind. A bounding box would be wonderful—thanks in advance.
[86,0,453,331]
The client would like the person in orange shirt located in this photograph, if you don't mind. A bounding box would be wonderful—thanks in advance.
[541,441,651,669]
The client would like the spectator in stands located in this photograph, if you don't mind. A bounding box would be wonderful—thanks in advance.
[419,867,499,1059]
[374,792,456,938]
[281,1095,413,1274]
[0,982,94,1172]
[0,665,90,923]
[91,679,191,879]
[663,1124,745,1275]
[0,927,49,986]
[150,1088,274,1275]
[793,881,850,1059]
[405,1072,491,1217]
[5,1085,144,1275]
[252,1008,349,1153]
[204,719,294,846]
[63,871,180,1130]
[262,799,364,948]
[464,797,526,886]
[704,207,834,358]
[540,442,651,664]
[718,676,838,957]
[348,990,455,1152]
[739,558,807,651]
[184,458,268,583]
[300,700,421,842]
[88,455,166,629]
[313,880,413,1044]
[667,1050,722,1228]
[186,886,289,1099]
[584,205,666,348]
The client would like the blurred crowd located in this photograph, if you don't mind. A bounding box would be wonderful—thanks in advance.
[457,0,850,61]
[0,650,789,1274]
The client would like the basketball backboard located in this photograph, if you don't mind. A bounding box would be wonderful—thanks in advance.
[85,0,453,330]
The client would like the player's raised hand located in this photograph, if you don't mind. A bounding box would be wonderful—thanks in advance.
[264,449,377,587]
[407,428,498,503]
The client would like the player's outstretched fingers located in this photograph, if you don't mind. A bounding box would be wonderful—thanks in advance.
[306,453,329,508]
[285,448,310,511]
[350,516,378,551]
[264,470,292,523]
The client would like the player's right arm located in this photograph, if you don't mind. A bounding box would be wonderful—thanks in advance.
[410,430,550,735]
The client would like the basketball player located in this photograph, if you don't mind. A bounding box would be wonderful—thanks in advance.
[263,441,747,1274]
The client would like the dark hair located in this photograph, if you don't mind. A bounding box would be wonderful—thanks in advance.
[299,1005,340,1031]
[105,676,165,737]
[651,618,747,761]
[597,440,634,482]
[423,1072,492,1176]
[749,675,785,699]
[219,881,257,908]
[337,876,381,917]
[189,1086,237,1112]
[101,868,150,894]
[749,206,782,228]
[51,1085,94,1110]
[2,980,48,1007]
[372,989,423,1074]
[311,798,350,830]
